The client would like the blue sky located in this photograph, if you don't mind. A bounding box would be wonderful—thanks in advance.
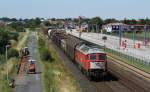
[0,0,150,19]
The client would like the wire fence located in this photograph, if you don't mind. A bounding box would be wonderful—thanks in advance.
[105,47,150,72]
[85,33,150,66]
[107,31,150,44]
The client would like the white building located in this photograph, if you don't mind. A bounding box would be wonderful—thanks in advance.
[102,23,129,33]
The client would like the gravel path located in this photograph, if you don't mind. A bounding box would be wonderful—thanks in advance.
[15,32,43,92]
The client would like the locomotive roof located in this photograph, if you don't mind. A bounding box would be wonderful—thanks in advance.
[76,43,105,54]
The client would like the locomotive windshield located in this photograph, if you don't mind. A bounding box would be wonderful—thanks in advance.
[90,54,96,60]
[99,54,106,60]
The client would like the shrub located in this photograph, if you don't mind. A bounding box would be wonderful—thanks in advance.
[39,37,45,47]
[40,48,52,61]
[7,48,19,58]
[9,32,19,41]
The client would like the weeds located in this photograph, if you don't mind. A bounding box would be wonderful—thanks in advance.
[38,32,79,92]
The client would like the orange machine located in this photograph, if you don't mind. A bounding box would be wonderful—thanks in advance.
[28,60,36,74]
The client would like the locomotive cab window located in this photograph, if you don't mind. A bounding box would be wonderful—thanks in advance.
[99,54,106,60]
[90,54,97,60]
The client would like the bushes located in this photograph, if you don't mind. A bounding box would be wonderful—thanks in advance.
[0,48,18,65]
[0,28,10,54]
[7,48,19,58]
[40,48,52,61]
[38,35,52,61]
[39,37,45,47]
[9,32,19,41]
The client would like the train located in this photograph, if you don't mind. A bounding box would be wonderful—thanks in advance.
[48,29,107,80]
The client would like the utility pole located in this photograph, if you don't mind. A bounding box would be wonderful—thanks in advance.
[92,25,94,33]
[119,25,122,49]
[87,22,89,33]
[133,30,135,46]
[79,16,81,38]
[144,25,147,46]
[6,45,10,84]
[96,24,98,33]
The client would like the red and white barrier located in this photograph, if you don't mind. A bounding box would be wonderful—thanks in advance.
[134,43,141,49]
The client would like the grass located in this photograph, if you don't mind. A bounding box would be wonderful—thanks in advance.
[0,58,19,92]
[16,31,30,50]
[0,30,29,92]
[106,48,150,73]
[38,32,80,92]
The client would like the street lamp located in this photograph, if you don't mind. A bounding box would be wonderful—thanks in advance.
[6,44,10,84]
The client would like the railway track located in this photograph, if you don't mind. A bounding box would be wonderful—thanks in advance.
[49,39,134,92]
[91,81,115,92]
[48,35,150,92]
[108,56,150,92]
[108,54,150,81]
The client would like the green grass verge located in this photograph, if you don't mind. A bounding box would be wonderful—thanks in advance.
[0,58,19,92]
[0,30,29,92]
[16,31,30,50]
[106,48,150,73]
[38,32,80,92]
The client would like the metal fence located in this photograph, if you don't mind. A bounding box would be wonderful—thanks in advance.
[105,47,150,69]
[83,33,150,68]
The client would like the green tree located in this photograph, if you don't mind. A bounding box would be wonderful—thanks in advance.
[0,28,10,54]
[122,18,137,24]
[35,17,41,27]
[8,21,24,32]
[104,18,118,24]
[89,17,103,25]
[7,48,19,58]
[89,17,103,32]
[44,21,52,26]
[145,18,150,25]
[23,18,41,28]
[138,19,146,25]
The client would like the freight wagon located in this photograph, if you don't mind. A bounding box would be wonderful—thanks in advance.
[49,30,107,80]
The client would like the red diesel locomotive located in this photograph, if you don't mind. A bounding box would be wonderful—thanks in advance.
[49,30,107,79]
[75,43,107,78]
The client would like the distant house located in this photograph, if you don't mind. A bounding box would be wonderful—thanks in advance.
[102,23,150,33]
[76,23,88,32]
[102,23,128,33]
[128,25,150,31]
[65,22,76,29]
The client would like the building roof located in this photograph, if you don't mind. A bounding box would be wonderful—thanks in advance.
[106,23,127,26]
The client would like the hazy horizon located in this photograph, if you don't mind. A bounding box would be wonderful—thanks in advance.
[0,0,150,19]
